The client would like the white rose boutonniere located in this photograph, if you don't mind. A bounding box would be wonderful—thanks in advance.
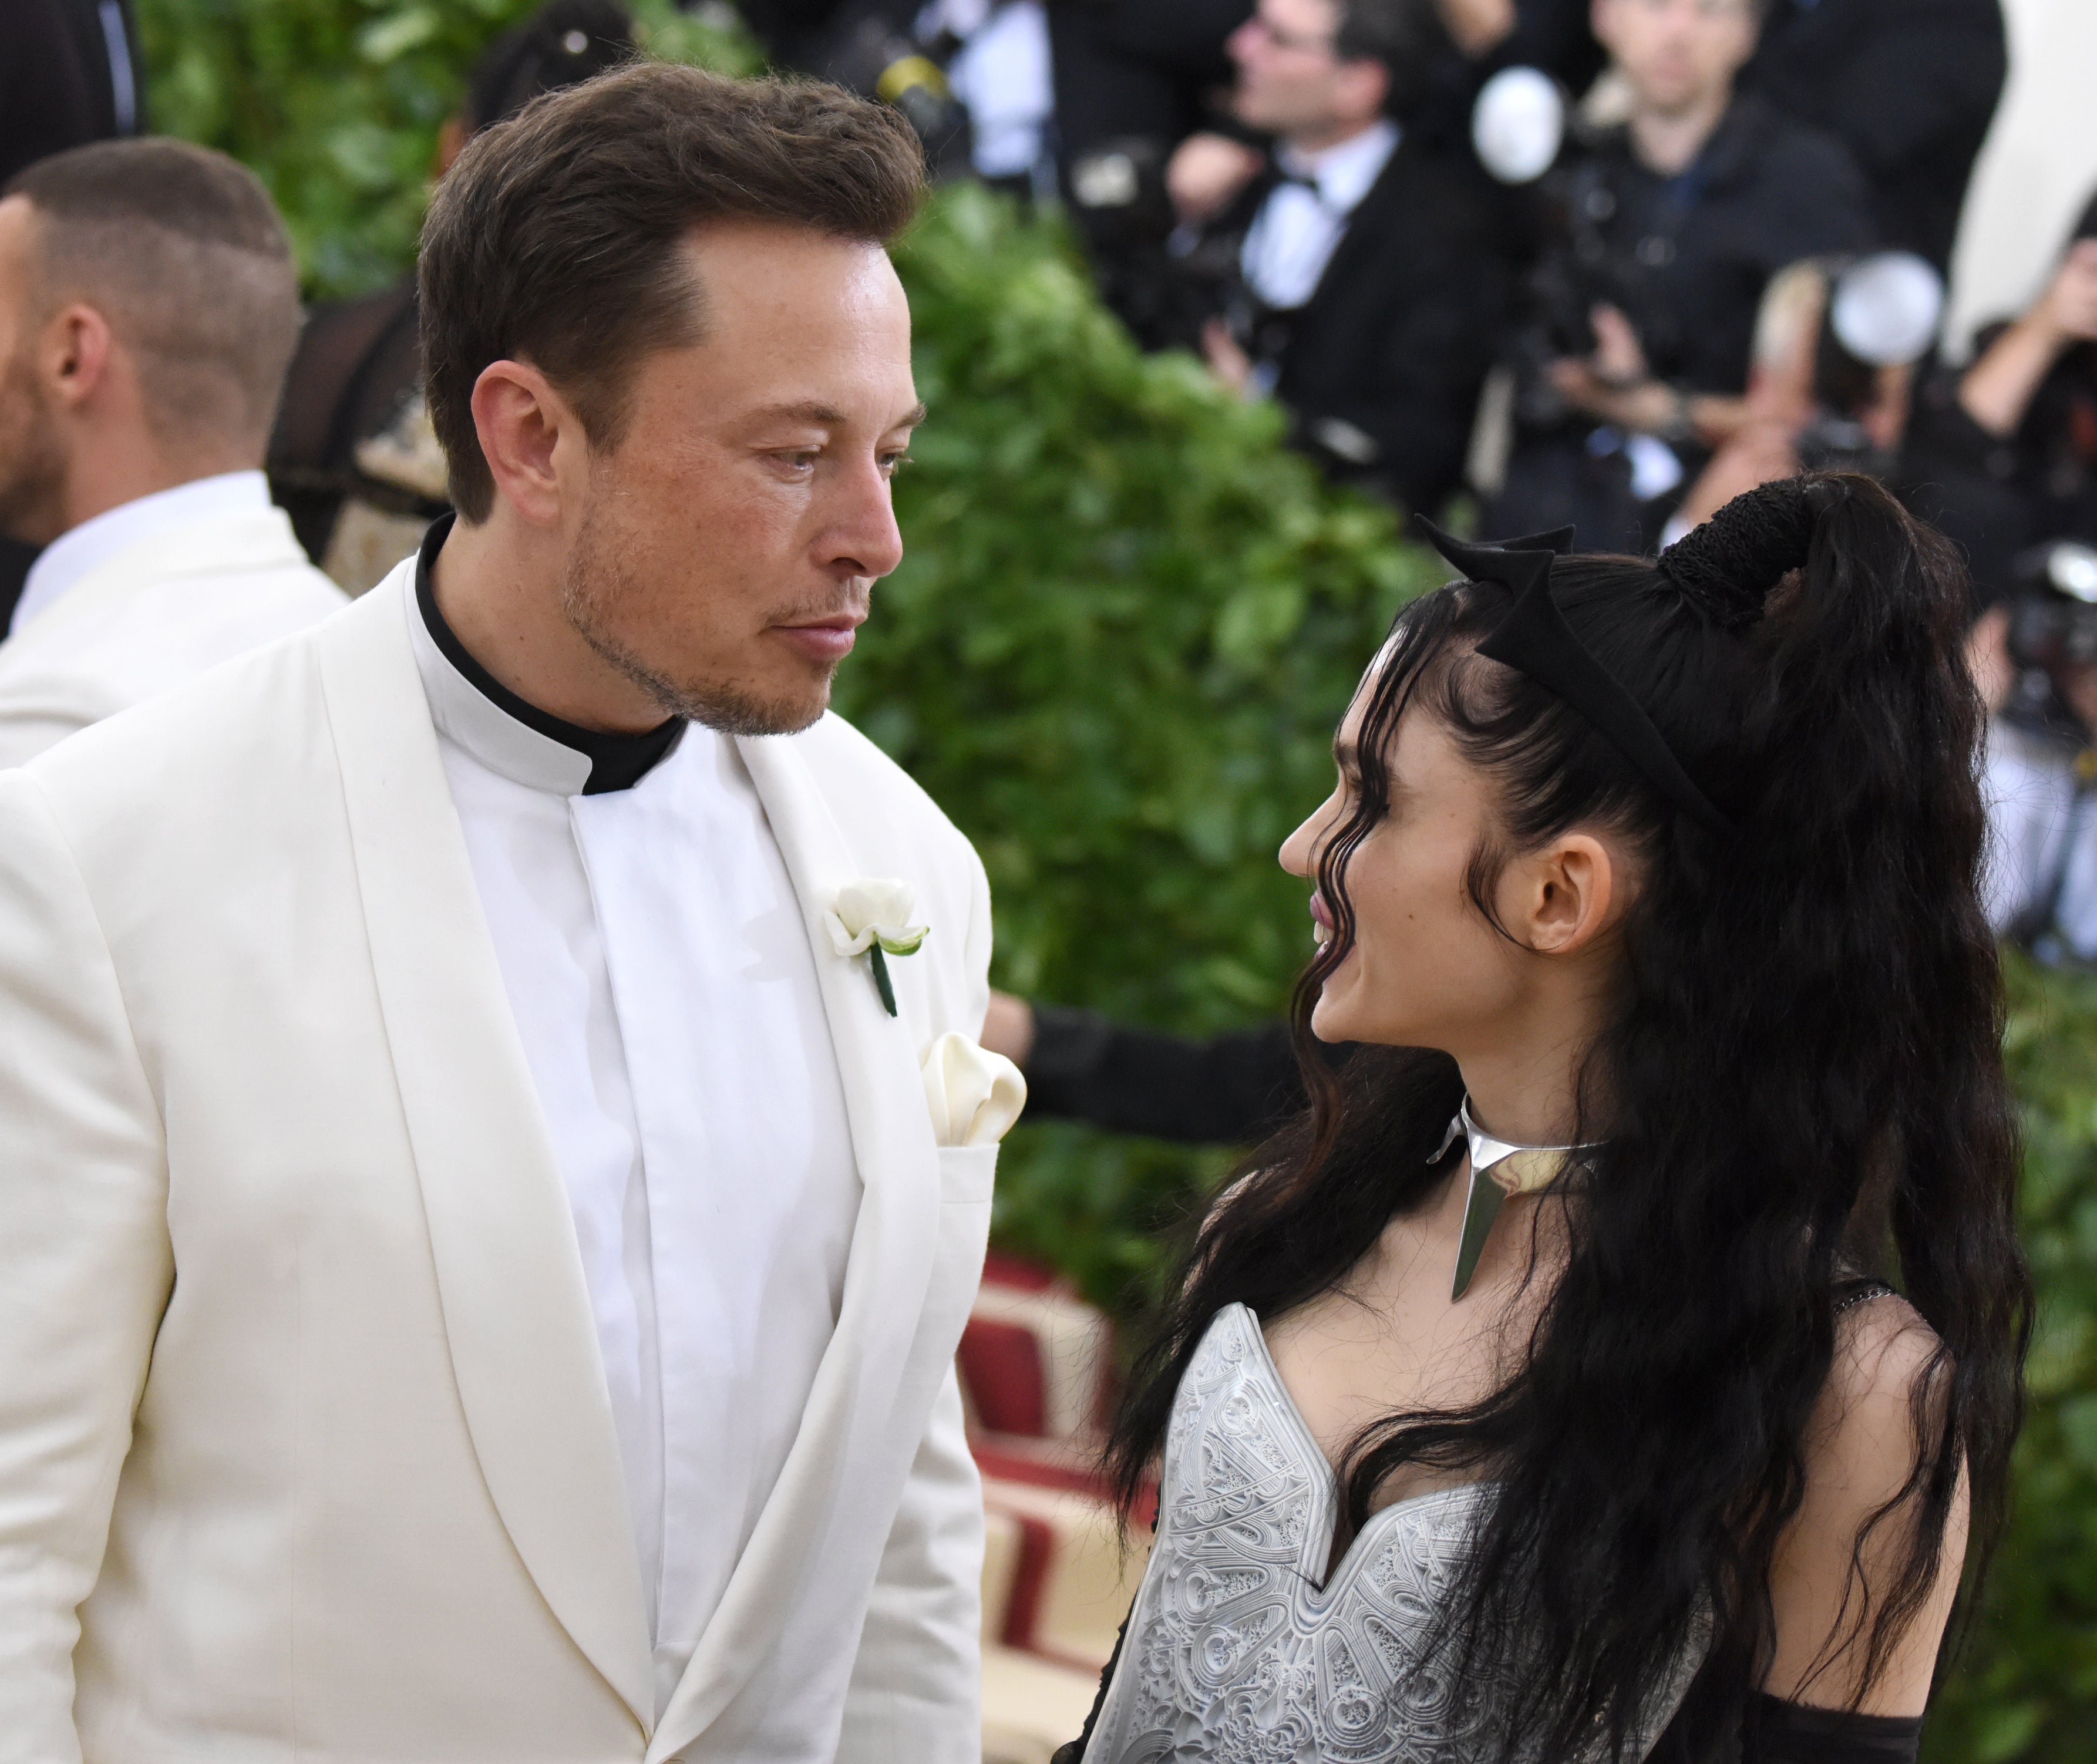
[824,878,929,1016]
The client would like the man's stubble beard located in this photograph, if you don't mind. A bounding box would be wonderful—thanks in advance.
[0,346,66,545]
[560,494,837,738]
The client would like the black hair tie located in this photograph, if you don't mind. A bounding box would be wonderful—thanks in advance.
[1657,477,1839,631]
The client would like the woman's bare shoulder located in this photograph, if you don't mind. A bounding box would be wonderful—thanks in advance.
[1765,1292,1963,1715]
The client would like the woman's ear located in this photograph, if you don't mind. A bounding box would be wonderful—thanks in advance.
[1513,832,1619,956]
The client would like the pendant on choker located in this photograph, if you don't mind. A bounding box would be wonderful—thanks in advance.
[1431,1099,1592,1301]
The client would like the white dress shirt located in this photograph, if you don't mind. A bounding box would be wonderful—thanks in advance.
[1240,119,1402,312]
[11,470,271,635]
[405,563,861,1716]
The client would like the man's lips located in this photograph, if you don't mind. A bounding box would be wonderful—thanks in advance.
[772,612,865,663]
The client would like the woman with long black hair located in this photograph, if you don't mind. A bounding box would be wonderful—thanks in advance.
[1063,474,2031,1763]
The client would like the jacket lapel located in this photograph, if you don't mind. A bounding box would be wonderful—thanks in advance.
[313,575,655,1735]
[646,729,945,1760]
[1295,142,1410,331]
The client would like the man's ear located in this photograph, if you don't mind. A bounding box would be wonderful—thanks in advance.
[41,302,115,413]
[1336,57,1391,125]
[1515,831,1620,956]
[469,358,583,528]
[1589,0,1618,58]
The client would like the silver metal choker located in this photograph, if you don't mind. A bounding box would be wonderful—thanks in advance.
[1432,1098,1593,1301]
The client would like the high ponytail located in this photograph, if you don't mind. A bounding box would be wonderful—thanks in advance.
[1105,474,2029,1759]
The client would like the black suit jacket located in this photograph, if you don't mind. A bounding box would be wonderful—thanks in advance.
[1743,0,2004,271]
[1180,136,1514,512]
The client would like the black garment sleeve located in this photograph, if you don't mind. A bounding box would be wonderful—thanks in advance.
[1022,1007,1309,1144]
[1741,1691,1921,1762]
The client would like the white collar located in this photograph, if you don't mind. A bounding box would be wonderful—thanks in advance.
[404,567,595,799]
[11,469,270,636]
[1274,117,1401,216]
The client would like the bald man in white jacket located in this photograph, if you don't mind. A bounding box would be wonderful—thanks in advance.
[0,140,343,768]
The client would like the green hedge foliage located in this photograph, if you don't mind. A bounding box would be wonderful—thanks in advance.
[1933,954,2097,1761]
[845,186,1438,1307]
[126,8,2097,1752]
[132,0,757,296]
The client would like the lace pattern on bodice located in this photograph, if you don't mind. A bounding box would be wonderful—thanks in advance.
[1084,1304,1699,1763]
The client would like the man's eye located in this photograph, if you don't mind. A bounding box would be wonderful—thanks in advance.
[880,453,914,479]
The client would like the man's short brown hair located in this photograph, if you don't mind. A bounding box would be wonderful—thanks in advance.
[419,63,927,523]
[4,139,300,452]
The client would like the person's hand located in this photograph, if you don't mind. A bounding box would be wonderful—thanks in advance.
[1588,305,1650,386]
[2036,240,2097,345]
[1544,305,1685,431]
[1202,318,1257,395]
[980,989,1036,1067]
[1545,359,1683,435]
[1965,604,2014,718]
[1166,132,1265,225]
[1959,244,2097,436]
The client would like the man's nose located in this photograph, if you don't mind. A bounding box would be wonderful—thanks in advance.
[824,460,904,581]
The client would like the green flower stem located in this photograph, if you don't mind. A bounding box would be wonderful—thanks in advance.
[869,944,897,1016]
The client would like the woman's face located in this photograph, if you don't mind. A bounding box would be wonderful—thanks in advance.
[1280,682,1535,1054]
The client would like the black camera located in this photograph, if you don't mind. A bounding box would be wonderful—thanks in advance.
[810,1,973,178]
[2006,541,2097,674]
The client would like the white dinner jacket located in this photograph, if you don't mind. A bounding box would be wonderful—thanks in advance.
[0,503,345,767]
[0,572,996,1763]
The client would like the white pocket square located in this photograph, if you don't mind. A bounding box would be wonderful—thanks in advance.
[921,1031,1027,1147]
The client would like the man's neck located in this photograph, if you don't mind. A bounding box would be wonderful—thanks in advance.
[46,442,254,546]
[1283,113,1382,161]
[1627,84,1732,177]
[431,511,668,735]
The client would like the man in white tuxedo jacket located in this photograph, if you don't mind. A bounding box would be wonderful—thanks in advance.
[0,138,344,766]
[0,66,1014,1764]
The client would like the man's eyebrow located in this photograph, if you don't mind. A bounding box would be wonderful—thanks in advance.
[745,400,929,429]
[749,400,849,427]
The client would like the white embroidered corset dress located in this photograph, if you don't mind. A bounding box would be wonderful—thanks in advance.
[1084,1303,1698,1763]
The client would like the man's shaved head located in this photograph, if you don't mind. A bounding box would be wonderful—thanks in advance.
[2,138,300,452]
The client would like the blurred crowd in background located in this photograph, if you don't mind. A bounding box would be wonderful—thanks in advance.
[5,0,2097,999]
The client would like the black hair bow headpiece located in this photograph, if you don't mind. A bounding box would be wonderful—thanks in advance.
[1414,517,1736,840]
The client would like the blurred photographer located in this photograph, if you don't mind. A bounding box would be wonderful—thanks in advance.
[1969,543,2097,965]
[1489,0,1871,553]
[1157,0,1513,511]
[1903,193,2097,610]
[1048,0,1254,344]
[747,0,1058,182]
[1668,250,1940,536]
